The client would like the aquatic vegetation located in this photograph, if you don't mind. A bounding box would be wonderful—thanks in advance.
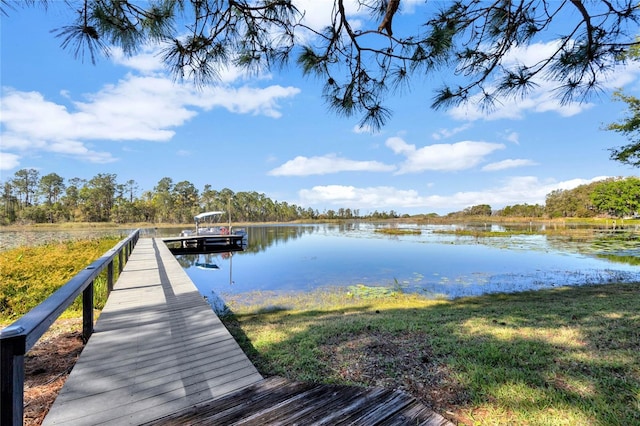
[374,228,422,235]
[346,283,402,299]
[433,228,538,238]
[596,253,640,266]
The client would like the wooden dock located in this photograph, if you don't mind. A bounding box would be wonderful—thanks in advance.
[42,237,452,425]
[161,234,245,252]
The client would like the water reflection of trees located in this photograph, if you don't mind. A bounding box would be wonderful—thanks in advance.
[243,222,374,251]
[172,223,640,267]
[243,225,319,253]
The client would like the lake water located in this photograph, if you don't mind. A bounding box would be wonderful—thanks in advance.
[160,223,640,308]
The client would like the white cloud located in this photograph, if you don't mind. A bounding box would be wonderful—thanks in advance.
[553,176,611,191]
[74,77,194,140]
[431,123,471,140]
[386,136,504,173]
[110,46,165,75]
[268,154,395,176]
[0,59,300,168]
[503,131,519,144]
[197,85,301,118]
[0,132,117,165]
[0,152,21,170]
[297,176,613,214]
[482,159,538,172]
[448,84,594,121]
[299,185,427,209]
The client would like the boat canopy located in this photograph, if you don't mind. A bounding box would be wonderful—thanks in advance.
[194,211,224,222]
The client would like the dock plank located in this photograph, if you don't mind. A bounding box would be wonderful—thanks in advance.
[145,376,453,426]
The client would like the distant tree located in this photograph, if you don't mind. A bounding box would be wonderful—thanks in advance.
[463,204,492,216]
[545,189,570,218]
[153,177,175,223]
[200,185,219,212]
[61,177,85,221]
[497,203,545,217]
[39,173,65,205]
[38,173,66,223]
[173,180,199,223]
[301,207,318,220]
[11,168,40,207]
[0,181,18,224]
[80,173,118,222]
[124,179,139,203]
[8,0,640,129]
[590,177,640,217]
[545,181,603,218]
[111,181,142,223]
[137,191,157,223]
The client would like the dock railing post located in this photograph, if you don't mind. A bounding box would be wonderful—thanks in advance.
[107,260,114,293]
[118,250,124,274]
[1,330,26,426]
[82,281,94,343]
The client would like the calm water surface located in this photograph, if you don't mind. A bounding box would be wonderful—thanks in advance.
[163,223,640,305]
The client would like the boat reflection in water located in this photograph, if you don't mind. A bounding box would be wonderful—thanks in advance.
[173,246,240,315]
[195,262,220,270]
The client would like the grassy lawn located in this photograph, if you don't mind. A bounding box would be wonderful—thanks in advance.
[222,283,640,425]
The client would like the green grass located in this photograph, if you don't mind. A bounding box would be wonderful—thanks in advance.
[374,228,422,235]
[221,283,640,425]
[433,228,539,237]
[0,236,122,323]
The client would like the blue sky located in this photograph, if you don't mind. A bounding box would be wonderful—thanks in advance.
[1,1,639,215]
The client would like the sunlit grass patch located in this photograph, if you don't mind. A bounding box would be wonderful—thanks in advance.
[223,285,439,315]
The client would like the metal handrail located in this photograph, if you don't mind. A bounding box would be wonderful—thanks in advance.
[0,229,140,426]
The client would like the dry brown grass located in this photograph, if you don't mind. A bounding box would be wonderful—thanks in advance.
[22,318,84,426]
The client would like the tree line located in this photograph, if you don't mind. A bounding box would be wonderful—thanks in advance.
[0,169,374,225]
[1,170,639,225]
[447,177,640,219]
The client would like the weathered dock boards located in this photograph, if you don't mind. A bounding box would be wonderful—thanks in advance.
[145,376,453,425]
[42,238,263,425]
